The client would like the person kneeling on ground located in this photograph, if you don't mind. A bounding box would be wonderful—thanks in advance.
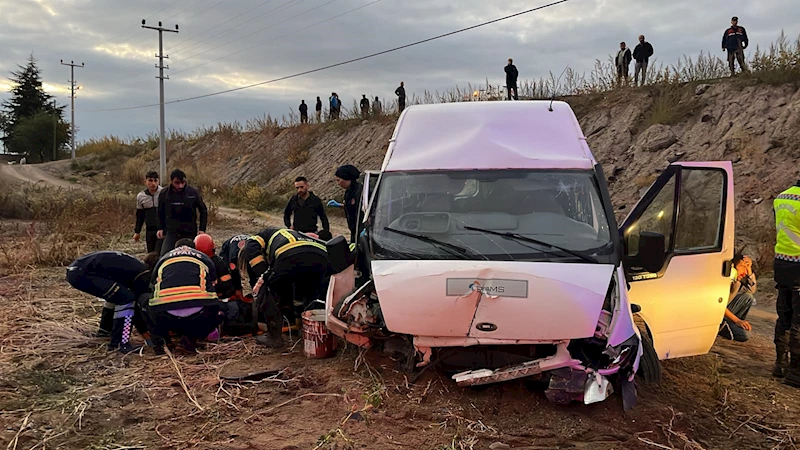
[240,228,330,348]
[66,251,160,353]
[719,254,757,342]
[142,238,223,353]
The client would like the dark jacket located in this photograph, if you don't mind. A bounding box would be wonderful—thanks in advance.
[135,186,163,233]
[148,246,219,312]
[616,48,632,67]
[722,26,748,51]
[316,99,322,111]
[284,192,329,233]
[395,86,406,99]
[505,64,519,85]
[633,42,654,63]
[211,254,235,299]
[157,185,208,235]
[343,180,363,243]
[221,234,250,268]
[67,251,150,302]
[241,228,328,287]
[360,97,370,110]
[299,102,308,115]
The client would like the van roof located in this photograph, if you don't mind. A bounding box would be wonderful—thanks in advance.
[381,101,597,172]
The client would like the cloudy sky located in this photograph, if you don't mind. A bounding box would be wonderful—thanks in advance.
[0,0,798,143]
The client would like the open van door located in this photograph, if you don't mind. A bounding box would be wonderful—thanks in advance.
[621,162,734,360]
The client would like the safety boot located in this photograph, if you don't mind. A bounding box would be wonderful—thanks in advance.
[773,348,790,378]
[255,320,286,349]
[96,304,114,338]
[107,312,134,352]
[784,355,800,388]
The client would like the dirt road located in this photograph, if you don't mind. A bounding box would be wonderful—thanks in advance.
[0,162,75,189]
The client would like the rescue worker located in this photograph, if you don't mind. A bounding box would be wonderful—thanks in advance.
[142,238,223,353]
[66,251,159,352]
[240,228,330,348]
[220,234,251,298]
[134,171,164,254]
[194,234,237,341]
[773,183,800,387]
[157,169,209,256]
[328,165,363,244]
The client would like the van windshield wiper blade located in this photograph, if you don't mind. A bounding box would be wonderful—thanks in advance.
[383,227,471,259]
[463,225,599,264]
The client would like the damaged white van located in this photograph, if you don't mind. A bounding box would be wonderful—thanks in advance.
[324,101,734,410]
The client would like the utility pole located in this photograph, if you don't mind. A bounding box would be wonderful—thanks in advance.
[142,20,179,183]
[52,99,57,161]
[60,60,84,159]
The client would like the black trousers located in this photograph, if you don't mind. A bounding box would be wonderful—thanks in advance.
[267,252,330,321]
[145,230,163,254]
[776,286,800,358]
[161,230,197,256]
[142,301,222,346]
[506,85,518,100]
[398,98,406,112]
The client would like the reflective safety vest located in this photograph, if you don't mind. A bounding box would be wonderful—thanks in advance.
[774,186,800,261]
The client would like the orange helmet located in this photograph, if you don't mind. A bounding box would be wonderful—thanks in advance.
[194,234,215,257]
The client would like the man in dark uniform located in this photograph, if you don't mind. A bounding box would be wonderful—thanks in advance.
[773,181,800,387]
[157,169,209,256]
[142,239,223,353]
[134,171,164,254]
[329,165,363,244]
[722,16,749,77]
[240,228,330,348]
[221,234,251,298]
[66,251,159,352]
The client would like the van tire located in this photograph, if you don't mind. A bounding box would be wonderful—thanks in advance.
[634,315,662,384]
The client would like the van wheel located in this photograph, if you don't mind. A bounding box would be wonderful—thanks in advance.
[634,315,662,384]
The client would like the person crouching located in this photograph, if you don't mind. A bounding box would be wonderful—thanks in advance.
[66,250,159,353]
[142,238,223,353]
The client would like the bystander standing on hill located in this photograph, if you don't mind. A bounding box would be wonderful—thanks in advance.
[633,35,654,86]
[395,82,406,113]
[723,16,749,77]
[360,95,370,120]
[616,42,632,85]
[373,96,382,116]
[315,96,322,123]
[504,58,519,100]
[299,100,308,124]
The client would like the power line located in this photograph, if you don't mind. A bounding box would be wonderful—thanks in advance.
[84,0,569,113]
[176,0,340,65]
[170,0,276,52]
[172,0,304,60]
[172,0,382,77]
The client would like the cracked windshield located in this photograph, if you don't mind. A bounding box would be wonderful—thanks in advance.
[371,170,613,261]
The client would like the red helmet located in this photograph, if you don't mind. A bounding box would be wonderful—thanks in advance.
[194,234,215,257]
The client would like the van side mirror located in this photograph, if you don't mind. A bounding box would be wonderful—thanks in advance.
[638,231,666,273]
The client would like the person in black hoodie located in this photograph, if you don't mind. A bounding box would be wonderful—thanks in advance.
[504,58,519,100]
[157,169,208,256]
[329,165,363,243]
[284,176,331,240]
[633,35,654,86]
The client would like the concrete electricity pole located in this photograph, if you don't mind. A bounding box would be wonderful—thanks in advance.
[142,20,179,183]
[60,60,84,159]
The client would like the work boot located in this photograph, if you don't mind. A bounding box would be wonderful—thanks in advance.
[773,350,789,378]
[178,335,198,353]
[255,320,286,349]
[107,313,134,352]
[96,304,114,338]
[784,355,800,388]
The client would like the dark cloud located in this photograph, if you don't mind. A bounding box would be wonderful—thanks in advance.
[1,0,797,141]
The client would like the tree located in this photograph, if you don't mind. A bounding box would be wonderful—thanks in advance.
[1,55,69,161]
[7,113,70,163]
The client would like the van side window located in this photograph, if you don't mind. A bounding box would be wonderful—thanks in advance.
[625,175,676,258]
[674,169,725,252]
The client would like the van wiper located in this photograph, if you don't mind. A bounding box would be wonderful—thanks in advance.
[463,225,599,264]
[383,227,472,259]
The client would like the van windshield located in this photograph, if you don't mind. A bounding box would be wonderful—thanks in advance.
[370,170,615,262]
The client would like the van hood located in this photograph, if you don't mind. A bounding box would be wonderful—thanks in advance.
[371,260,615,341]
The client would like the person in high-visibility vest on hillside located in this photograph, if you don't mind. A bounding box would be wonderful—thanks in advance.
[772,183,800,387]
[240,228,331,348]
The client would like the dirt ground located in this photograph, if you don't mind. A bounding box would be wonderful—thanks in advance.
[1,164,799,450]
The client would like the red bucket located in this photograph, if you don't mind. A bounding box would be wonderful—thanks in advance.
[302,309,337,359]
